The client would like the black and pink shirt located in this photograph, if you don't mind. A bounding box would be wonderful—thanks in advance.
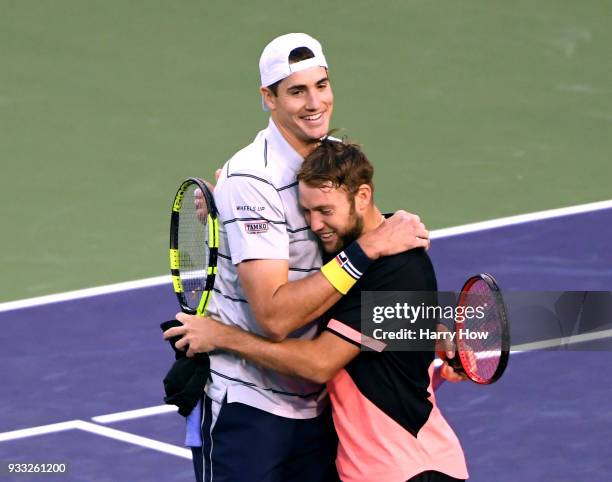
[324,249,469,481]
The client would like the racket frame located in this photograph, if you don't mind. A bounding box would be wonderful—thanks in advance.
[454,273,510,384]
[169,177,219,315]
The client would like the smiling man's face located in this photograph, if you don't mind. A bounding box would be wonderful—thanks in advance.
[261,66,333,157]
[299,182,363,253]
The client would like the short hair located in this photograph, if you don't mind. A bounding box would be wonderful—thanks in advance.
[297,138,374,198]
[267,47,315,95]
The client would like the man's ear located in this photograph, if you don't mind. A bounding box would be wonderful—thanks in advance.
[355,184,372,212]
[260,87,276,111]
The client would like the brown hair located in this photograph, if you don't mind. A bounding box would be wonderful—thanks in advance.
[297,137,374,198]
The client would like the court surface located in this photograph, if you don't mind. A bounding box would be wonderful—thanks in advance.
[3,0,612,303]
[1,203,611,481]
[2,3,611,479]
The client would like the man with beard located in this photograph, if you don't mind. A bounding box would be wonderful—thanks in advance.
[167,140,468,482]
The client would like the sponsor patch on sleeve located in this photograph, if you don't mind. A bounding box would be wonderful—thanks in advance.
[244,221,269,234]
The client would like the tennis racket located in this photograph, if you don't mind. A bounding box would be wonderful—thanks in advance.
[163,177,219,358]
[161,177,219,359]
[169,177,219,315]
[160,178,217,410]
[448,273,510,384]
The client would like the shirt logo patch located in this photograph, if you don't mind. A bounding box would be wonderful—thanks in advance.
[244,221,269,234]
[236,205,265,212]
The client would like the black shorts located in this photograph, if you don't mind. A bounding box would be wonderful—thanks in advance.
[408,471,465,482]
[200,395,339,482]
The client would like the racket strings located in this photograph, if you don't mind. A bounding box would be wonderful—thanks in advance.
[177,186,210,309]
[458,279,503,381]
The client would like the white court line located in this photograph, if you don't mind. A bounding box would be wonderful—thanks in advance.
[74,421,191,459]
[511,327,612,353]
[92,404,178,424]
[0,275,170,313]
[0,421,79,442]
[0,276,170,313]
[0,198,610,313]
[0,419,191,459]
[431,198,612,239]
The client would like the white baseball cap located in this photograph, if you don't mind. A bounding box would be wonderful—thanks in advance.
[259,33,328,88]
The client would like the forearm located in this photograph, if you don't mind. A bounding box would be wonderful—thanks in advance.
[265,271,342,337]
[239,260,343,340]
[215,324,328,383]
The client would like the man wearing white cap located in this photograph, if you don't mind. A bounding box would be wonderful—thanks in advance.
[180,33,430,482]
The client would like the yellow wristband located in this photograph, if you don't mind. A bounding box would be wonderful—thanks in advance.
[321,257,357,295]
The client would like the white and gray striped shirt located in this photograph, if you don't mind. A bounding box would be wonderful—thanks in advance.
[205,118,328,418]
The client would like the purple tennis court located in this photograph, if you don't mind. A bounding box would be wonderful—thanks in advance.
[1,205,611,481]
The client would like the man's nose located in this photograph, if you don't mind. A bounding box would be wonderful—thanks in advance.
[309,213,324,232]
[305,89,322,111]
